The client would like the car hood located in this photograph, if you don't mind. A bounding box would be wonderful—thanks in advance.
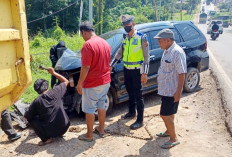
[55,48,82,71]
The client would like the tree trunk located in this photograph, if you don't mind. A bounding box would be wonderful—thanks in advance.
[180,0,183,21]
[98,0,103,34]
[153,0,158,21]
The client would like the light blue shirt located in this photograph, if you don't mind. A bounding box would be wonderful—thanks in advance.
[157,42,187,97]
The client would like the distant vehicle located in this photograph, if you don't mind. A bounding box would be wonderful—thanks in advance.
[218,16,230,28]
[199,13,207,24]
[211,30,219,40]
[222,21,229,28]
[201,6,205,12]
[207,20,223,34]
[209,10,216,17]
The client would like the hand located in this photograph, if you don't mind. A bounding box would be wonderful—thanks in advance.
[141,74,148,84]
[30,55,33,62]
[174,92,181,102]
[110,66,113,72]
[47,67,55,75]
[76,83,83,95]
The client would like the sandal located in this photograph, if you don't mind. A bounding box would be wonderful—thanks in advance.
[93,127,110,138]
[161,141,180,149]
[38,139,52,146]
[78,134,94,142]
[156,132,169,137]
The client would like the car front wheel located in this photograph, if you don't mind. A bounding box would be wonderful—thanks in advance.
[183,67,200,93]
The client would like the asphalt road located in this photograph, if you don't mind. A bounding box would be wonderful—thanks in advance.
[198,24,232,79]
[197,1,232,133]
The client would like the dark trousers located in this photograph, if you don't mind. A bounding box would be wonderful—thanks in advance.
[29,117,70,142]
[124,68,144,122]
[29,117,50,142]
[1,110,17,139]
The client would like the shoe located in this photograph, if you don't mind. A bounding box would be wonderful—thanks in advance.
[9,133,21,141]
[121,112,136,119]
[130,121,143,130]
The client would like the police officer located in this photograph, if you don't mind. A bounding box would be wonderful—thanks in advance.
[110,15,150,130]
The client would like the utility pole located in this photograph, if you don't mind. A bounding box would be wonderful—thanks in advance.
[79,0,83,36]
[180,0,183,21]
[153,0,158,21]
[89,0,93,24]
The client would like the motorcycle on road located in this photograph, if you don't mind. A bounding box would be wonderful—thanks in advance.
[211,29,219,40]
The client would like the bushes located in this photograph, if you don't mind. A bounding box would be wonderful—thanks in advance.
[53,26,65,40]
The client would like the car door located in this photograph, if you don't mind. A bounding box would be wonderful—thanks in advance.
[141,28,182,90]
[143,29,163,89]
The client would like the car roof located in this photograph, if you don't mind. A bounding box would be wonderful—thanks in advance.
[100,21,194,36]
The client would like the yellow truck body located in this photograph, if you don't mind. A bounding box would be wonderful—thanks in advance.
[0,0,32,112]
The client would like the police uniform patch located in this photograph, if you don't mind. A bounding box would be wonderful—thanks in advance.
[132,38,138,45]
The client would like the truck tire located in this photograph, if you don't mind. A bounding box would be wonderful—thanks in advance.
[183,67,200,93]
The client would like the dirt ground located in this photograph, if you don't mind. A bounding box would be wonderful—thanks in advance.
[1,70,232,157]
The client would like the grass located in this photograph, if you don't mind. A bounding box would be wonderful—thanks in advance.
[20,31,85,103]
[172,10,195,21]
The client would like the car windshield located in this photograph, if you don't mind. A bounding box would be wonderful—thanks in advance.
[100,30,124,55]
[217,21,222,24]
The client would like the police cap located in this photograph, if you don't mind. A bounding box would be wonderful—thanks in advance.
[119,15,135,26]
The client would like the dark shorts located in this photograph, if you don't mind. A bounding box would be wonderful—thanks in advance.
[160,96,179,116]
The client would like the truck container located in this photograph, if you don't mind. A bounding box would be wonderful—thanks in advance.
[0,0,32,112]
[199,13,207,24]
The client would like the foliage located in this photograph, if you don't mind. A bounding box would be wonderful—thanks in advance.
[25,0,201,36]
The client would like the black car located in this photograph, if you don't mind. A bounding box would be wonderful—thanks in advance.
[101,21,209,114]
[56,21,209,115]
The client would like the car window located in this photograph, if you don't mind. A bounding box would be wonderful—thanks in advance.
[147,29,181,50]
[171,29,181,43]
[148,30,160,50]
[217,21,222,24]
[101,32,123,54]
[175,24,200,41]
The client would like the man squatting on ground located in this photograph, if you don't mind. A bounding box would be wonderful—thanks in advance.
[76,21,111,141]
[24,68,70,146]
[111,15,150,130]
[154,29,187,149]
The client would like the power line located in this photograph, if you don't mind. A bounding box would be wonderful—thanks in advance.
[27,1,78,24]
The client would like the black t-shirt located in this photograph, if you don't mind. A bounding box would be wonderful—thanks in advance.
[25,83,70,132]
